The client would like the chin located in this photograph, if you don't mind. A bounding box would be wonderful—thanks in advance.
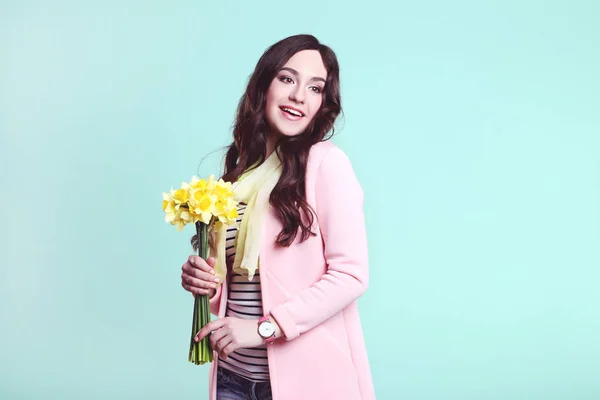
[270,124,306,139]
[279,129,304,138]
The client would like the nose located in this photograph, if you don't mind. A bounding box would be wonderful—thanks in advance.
[289,85,305,104]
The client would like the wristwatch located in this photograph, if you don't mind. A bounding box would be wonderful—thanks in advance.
[257,316,277,344]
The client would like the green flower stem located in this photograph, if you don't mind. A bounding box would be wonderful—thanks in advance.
[188,221,214,365]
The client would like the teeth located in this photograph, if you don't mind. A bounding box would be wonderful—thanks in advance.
[282,108,303,117]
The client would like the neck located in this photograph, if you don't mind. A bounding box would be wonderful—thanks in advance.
[265,130,280,159]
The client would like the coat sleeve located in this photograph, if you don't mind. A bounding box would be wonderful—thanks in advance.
[209,285,223,316]
[269,147,369,340]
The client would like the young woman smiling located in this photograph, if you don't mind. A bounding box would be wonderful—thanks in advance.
[180,34,375,400]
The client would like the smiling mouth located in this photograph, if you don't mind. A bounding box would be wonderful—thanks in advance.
[279,107,305,117]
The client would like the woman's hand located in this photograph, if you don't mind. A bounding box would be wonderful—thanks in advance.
[194,317,264,359]
[181,255,220,297]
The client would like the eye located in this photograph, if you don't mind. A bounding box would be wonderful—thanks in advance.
[279,75,294,84]
[310,86,323,94]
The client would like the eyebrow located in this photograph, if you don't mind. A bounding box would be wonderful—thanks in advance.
[280,67,326,84]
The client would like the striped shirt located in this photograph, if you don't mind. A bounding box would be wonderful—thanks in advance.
[218,203,270,382]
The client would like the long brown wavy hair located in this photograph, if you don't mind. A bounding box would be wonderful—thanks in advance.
[194,34,342,251]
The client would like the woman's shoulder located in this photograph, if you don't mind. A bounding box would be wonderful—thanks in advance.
[308,140,352,169]
[307,140,363,203]
[307,140,358,183]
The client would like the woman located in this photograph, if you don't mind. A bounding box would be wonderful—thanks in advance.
[181,34,375,400]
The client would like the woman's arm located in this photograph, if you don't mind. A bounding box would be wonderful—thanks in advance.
[269,146,369,341]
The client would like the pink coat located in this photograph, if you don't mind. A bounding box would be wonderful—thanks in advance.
[208,141,376,400]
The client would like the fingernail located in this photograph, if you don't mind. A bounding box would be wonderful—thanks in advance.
[214,278,220,283]
[210,269,215,275]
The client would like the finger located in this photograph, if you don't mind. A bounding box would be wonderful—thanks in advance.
[206,257,216,268]
[195,318,227,342]
[209,328,228,349]
[182,266,218,285]
[215,336,234,357]
[181,273,219,290]
[181,282,212,296]
[187,255,215,273]
[220,341,237,359]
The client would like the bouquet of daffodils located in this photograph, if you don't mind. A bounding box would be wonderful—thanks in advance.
[162,175,238,365]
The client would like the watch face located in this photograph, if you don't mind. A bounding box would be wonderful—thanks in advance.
[258,321,275,338]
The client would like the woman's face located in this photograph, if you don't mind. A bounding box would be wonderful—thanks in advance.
[265,50,328,139]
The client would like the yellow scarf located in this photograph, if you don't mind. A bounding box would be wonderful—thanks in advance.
[211,150,282,282]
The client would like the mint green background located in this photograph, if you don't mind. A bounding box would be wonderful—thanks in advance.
[1,1,599,399]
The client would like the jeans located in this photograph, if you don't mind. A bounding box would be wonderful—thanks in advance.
[217,367,273,400]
